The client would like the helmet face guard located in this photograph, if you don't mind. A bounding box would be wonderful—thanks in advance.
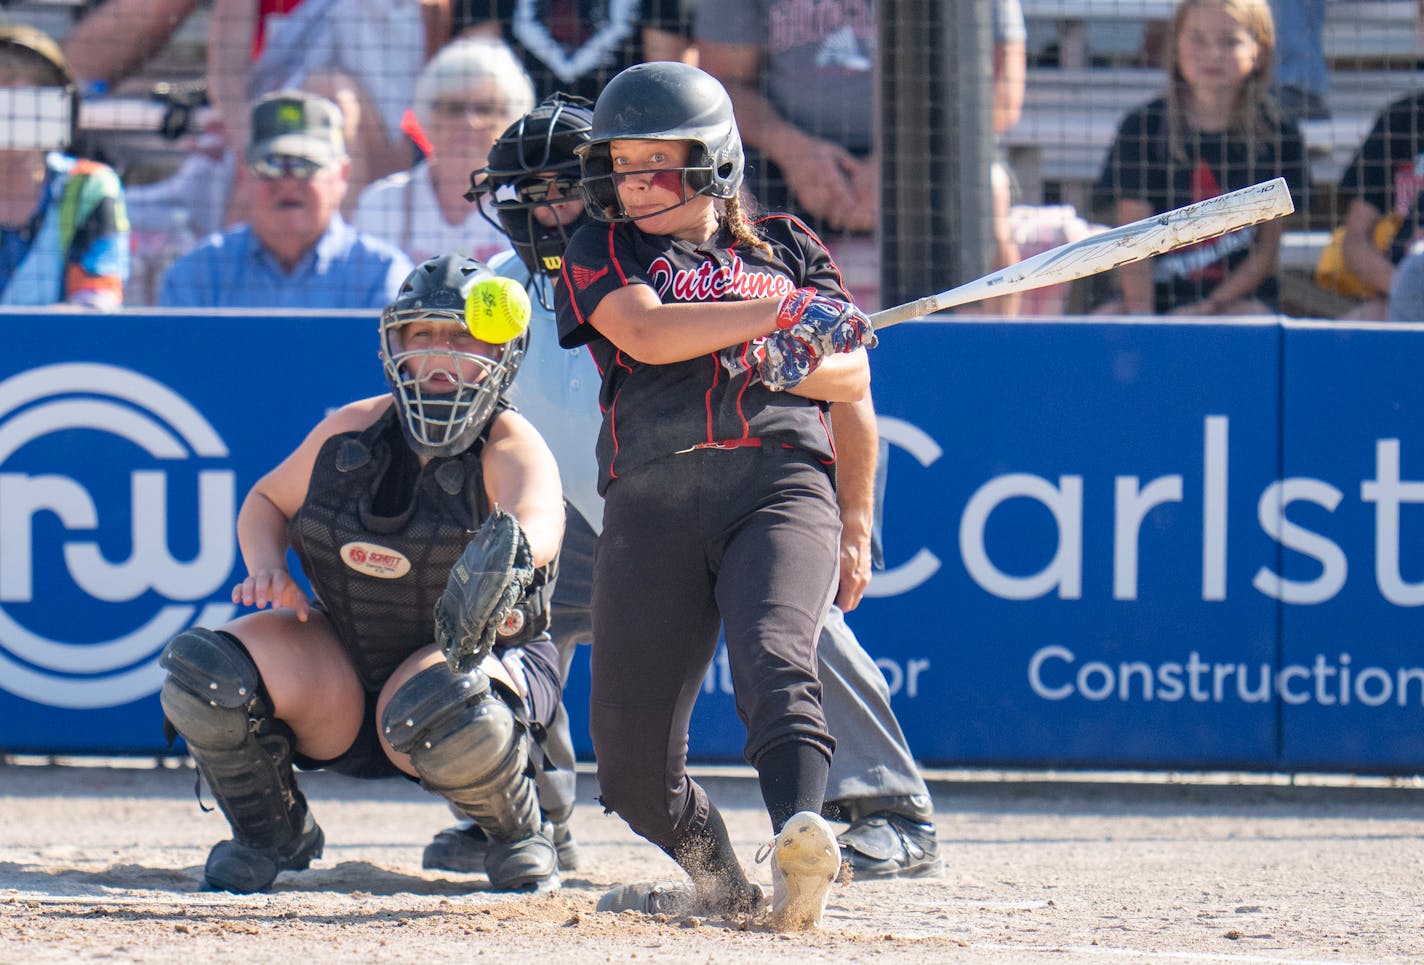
[577,62,744,224]
[467,94,595,306]
[577,141,724,223]
[380,255,527,458]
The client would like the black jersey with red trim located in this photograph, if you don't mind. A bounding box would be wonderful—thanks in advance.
[554,213,848,494]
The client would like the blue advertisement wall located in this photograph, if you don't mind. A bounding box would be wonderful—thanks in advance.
[2,310,1422,772]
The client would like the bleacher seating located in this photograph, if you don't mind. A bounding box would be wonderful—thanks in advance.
[3,0,1417,318]
[1012,1,1421,317]
[1005,67,1421,212]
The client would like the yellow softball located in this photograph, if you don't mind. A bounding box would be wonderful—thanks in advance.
[464,276,531,344]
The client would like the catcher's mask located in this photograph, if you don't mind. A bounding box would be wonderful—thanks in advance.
[468,93,594,306]
[576,61,745,223]
[380,254,527,458]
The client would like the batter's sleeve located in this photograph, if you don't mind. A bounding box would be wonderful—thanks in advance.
[780,216,853,301]
[555,221,647,348]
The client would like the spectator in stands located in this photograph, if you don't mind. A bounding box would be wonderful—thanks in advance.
[208,0,427,217]
[696,0,1027,312]
[0,25,129,309]
[159,90,411,307]
[1387,249,1424,321]
[432,0,692,103]
[61,0,199,95]
[352,37,533,265]
[1093,0,1307,315]
[1267,0,1329,122]
[1335,88,1424,321]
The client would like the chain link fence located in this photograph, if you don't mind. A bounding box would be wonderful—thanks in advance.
[0,0,1419,315]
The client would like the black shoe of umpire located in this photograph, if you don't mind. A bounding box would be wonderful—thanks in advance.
[836,811,943,880]
[202,804,325,893]
[423,817,580,872]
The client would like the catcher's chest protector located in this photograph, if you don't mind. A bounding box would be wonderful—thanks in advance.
[289,408,491,691]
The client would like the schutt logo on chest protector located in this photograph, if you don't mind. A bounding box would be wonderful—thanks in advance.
[341,541,412,579]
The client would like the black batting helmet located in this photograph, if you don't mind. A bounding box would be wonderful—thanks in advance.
[576,61,745,222]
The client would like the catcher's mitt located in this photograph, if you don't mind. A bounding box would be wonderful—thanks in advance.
[434,507,536,673]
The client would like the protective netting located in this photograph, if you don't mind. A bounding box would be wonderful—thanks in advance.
[0,0,1419,317]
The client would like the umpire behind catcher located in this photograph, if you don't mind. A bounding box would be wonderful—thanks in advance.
[157,254,567,894]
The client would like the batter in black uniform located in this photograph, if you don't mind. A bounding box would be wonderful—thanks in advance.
[554,62,875,930]
[157,255,567,895]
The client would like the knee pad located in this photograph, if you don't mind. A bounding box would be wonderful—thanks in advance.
[158,627,306,849]
[382,663,539,841]
[383,663,520,788]
[160,628,268,750]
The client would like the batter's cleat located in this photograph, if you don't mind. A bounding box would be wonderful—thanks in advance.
[837,811,943,880]
[596,880,697,916]
[484,824,560,893]
[202,807,325,893]
[758,811,841,931]
[423,818,580,873]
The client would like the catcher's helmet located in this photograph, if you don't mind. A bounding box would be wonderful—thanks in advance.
[380,254,527,458]
[577,61,744,222]
[468,94,594,296]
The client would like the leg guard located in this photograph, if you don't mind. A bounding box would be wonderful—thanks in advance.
[159,628,323,892]
[383,663,556,891]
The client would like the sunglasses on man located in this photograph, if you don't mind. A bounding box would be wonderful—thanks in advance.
[249,154,324,181]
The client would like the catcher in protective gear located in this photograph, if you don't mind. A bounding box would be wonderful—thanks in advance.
[435,507,543,674]
[158,254,566,894]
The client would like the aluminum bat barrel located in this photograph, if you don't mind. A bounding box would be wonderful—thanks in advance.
[869,177,1295,330]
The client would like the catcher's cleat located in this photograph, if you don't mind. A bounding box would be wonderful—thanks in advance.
[423,817,580,872]
[202,804,324,893]
[758,811,841,931]
[837,811,943,880]
[485,823,560,892]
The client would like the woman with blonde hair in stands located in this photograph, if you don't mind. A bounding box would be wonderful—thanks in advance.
[1093,0,1307,316]
[353,36,534,265]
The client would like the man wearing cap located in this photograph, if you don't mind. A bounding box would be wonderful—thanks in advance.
[159,90,411,308]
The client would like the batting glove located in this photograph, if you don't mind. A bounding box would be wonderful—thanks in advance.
[719,332,823,392]
[775,287,878,354]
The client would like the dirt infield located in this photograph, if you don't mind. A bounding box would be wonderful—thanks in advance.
[4,759,1424,963]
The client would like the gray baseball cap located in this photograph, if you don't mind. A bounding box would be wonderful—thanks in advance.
[247,90,346,167]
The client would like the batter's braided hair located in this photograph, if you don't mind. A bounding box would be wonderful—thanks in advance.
[719,191,772,257]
